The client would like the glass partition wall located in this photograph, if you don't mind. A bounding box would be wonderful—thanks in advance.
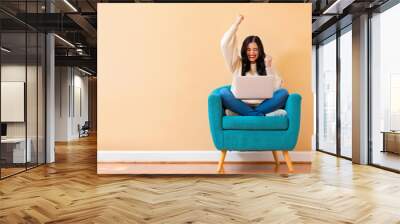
[316,0,400,171]
[316,26,353,159]
[317,35,337,155]
[339,27,352,159]
[370,2,400,171]
[0,2,46,179]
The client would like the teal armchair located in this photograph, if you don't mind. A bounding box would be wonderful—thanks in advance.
[208,85,302,172]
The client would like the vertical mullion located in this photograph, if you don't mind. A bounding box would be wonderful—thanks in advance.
[0,25,2,179]
[367,11,373,165]
[316,45,320,151]
[36,0,39,167]
[44,10,47,165]
[336,30,341,157]
[25,0,28,171]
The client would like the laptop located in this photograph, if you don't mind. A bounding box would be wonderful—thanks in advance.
[232,75,275,99]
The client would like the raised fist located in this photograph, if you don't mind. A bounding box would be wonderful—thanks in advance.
[236,15,244,25]
[265,55,272,68]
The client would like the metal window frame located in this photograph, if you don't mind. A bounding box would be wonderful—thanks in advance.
[367,0,400,172]
[316,0,400,172]
[315,24,353,162]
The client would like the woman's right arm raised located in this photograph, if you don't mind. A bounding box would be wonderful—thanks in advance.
[220,15,243,73]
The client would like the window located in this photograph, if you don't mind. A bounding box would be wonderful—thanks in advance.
[339,28,352,158]
[317,36,337,154]
[370,2,400,171]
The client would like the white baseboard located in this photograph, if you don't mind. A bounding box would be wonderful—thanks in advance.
[97,150,313,163]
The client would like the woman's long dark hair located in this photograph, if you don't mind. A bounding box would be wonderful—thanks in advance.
[240,36,267,76]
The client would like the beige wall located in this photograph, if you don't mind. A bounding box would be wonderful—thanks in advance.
[98,3,312,152]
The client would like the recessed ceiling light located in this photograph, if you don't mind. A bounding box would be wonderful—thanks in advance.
[1,47,11,53]
[77,67,93,76]
[54,34,75,48]
[323,0,354,15]
[63,0,78,12]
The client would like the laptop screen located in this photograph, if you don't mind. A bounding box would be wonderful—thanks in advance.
[1,123,7,137]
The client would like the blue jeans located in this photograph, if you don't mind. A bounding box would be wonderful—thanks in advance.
[219,87,289,116]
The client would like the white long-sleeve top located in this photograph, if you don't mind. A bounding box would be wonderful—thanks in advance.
[220,21,282,105]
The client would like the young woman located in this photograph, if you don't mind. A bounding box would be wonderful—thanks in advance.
[220,15,289,116]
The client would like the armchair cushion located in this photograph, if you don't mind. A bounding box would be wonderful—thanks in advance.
[222,115,288,130]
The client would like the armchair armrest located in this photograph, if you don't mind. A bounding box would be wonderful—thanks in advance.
[208,86,229,150]
[284,93,302,148]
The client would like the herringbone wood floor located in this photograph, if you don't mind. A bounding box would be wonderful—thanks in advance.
[1,134,400,223]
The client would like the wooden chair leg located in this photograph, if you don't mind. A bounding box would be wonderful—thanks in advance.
[217,150,227,172]
[282,151,294,172]
[272,151,280,166]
